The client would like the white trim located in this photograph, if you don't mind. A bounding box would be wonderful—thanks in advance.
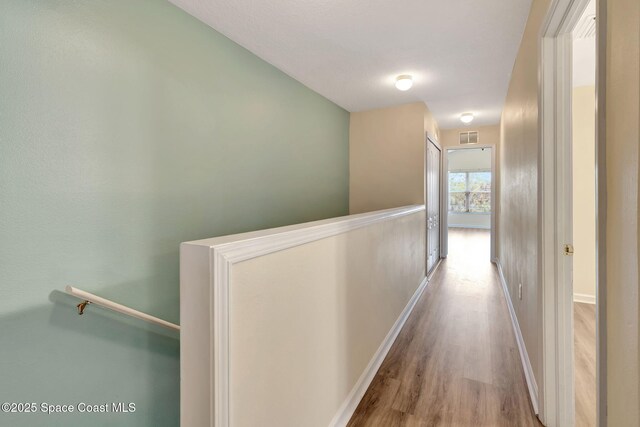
[427,257,444,281]
[496,261,539,414]
[190,205,424,262]
[448,168,492,173]
[447,212,492,216]
[594,1,608,425]
[573,293,596,304]
[438,139,449,259]
[329,275,430,427]
[425,135,444,273]
[181,205,426,427]
[442,145,497,262]
[447,224,491,230]
[539,0,593,425]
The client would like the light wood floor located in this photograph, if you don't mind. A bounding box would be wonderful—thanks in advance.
[574,302,596,426]
[348,228,542,427]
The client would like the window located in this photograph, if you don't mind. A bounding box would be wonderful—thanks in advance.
[448,170,491,213]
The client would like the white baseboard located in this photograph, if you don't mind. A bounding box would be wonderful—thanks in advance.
[448,224,491,229]
[496,261,539,415]
[328,275,430,427]
[573,293,596,304]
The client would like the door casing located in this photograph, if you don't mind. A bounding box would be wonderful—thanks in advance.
[426,134,442,274]
[538,0,606,425]
[424,132,445,277]
[441,144,497,263]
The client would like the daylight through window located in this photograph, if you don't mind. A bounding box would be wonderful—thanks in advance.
[448,171,491,213]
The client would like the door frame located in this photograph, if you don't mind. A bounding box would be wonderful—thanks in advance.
[441,144,497,262]
[538,0,606,425]
[425,133,444,276]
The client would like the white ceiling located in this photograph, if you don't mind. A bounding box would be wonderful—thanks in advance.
[169,0,533,129]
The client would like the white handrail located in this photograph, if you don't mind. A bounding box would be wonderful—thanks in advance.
[65,285,180,331]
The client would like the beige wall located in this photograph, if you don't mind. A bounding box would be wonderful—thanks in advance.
[572,86,597,301]
[605,0,640,423]
[180,206,427,426]
[498,0,551,399]
[349,102,439,214]
[424,105,440,142]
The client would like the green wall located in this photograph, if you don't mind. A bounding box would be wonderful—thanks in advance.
[0,0,349,425]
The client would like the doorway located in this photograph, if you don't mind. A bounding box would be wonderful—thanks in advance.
[571,3,597,425]
[539,0,603,425]
[442,145,496,263]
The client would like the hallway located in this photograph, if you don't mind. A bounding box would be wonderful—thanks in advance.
[348,229,541,426]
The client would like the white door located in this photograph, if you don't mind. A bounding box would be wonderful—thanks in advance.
[426,138,441,273]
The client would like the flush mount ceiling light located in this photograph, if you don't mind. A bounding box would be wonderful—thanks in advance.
[395,75,413,91]
[460,112,474,124]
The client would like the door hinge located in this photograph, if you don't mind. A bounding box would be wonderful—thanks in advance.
[563,244,574,256]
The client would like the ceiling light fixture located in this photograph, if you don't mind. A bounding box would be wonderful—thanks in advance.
[395,75,413,91]
[460,113,474,124]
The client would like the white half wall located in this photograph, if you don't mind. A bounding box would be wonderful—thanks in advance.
[180,205,427,427]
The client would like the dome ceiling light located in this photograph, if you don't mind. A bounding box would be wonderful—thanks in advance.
[460,113,474,124]
[395,75,413,91]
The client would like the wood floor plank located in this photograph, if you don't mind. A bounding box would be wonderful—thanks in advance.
[463,306,493,385]
[348,229,542,427]
[347,374,401,426]
[574,302,596,427]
